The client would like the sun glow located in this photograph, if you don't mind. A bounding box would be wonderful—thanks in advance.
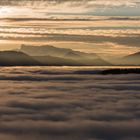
[0,7,10,17]
[0,6,36,18]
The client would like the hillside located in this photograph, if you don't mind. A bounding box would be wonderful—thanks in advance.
[121,52,140,65]
[33,55,84,66]
[0,51,40,66]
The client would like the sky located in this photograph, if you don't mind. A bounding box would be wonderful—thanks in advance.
[0,0,140,58]
[0,0,140,17]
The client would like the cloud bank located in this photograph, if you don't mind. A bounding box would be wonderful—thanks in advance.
[0,67,139,140]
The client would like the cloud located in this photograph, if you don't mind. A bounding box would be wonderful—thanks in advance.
[0,0,140,15]
[0,0,139,8]
[0,27,140,50]
[0,67,140,139]
[0,16,140,52]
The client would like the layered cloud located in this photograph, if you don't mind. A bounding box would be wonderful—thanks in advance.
[0,0,140,15]
[0,67,140,140]
[0,17,140,56]
[0,0,139,7]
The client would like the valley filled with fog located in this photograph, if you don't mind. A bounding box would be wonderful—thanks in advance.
[0,66,139,140]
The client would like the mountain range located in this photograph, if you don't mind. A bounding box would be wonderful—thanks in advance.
[0,44,139,66]
[0,51,40,66]
[18,44,111,66]
[121,52,140,65]
[113,51,140,66]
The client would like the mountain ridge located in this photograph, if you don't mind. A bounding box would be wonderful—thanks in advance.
[0,51,40,66]
[19,44,111,66]
[121,51,140,65]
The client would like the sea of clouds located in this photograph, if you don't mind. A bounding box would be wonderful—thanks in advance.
[0,67,139,140]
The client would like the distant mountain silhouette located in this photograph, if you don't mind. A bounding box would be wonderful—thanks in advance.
[19,44,111,66]
[121,52,140,65]
[33,55,83,66]
[64,51,85,59]
[125,52,140,59]
[20,44,72,57]
[0,51,40,66]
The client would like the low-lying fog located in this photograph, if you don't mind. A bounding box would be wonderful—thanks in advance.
[0,67,139,140]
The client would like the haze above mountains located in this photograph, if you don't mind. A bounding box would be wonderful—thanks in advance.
[0,44,139,66]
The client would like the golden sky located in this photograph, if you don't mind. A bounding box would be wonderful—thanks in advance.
[0,0,140,58]
[0,0,140,16]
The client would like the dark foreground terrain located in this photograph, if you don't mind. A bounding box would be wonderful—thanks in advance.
[0,66,139,140]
